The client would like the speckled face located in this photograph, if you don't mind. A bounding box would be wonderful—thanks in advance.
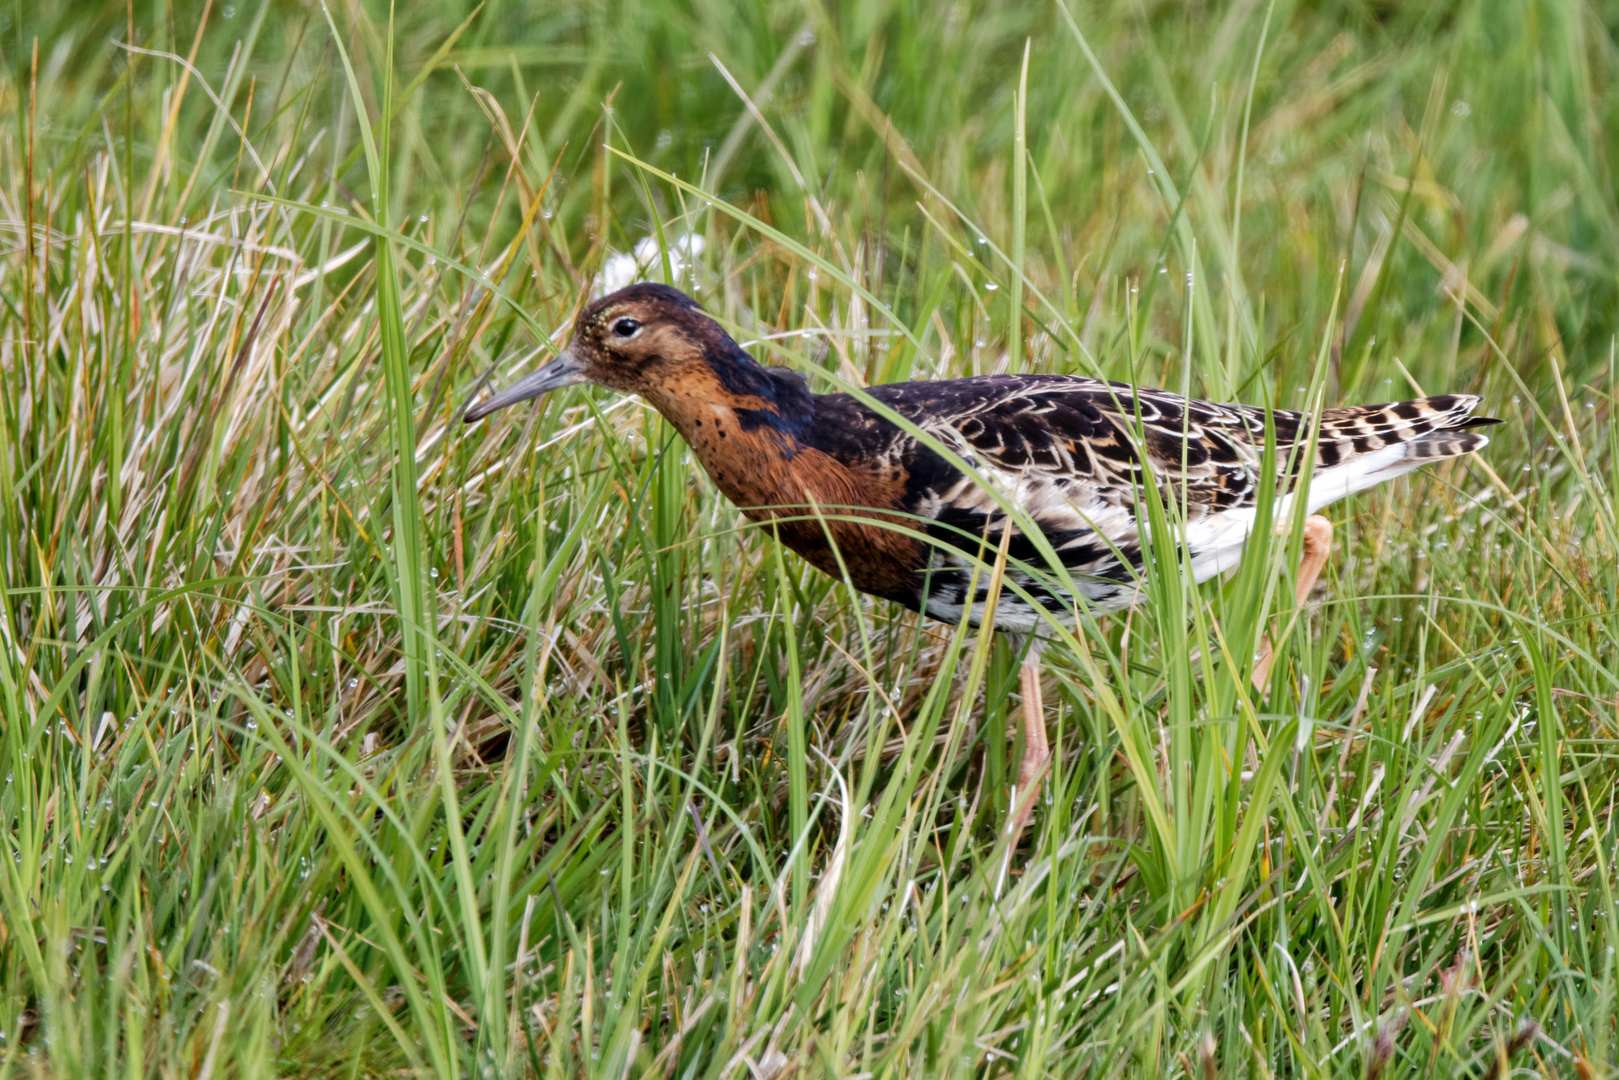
[462,282,719,422]
[566,285,712,396]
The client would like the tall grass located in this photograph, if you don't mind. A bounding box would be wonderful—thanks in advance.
[2,0,1616,1075]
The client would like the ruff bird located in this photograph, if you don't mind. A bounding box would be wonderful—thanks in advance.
[464,283,1499,822]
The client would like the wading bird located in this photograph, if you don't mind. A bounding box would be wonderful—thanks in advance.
[464,283,1498,823]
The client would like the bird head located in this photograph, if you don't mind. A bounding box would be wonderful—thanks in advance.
[463,282,723,422]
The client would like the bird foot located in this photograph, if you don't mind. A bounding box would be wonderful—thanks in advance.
[1254,514,1334,691]
[1009,658,1050,835]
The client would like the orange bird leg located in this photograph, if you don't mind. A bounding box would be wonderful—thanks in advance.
[1253,514,1334,689]
[1010,649,1051,830]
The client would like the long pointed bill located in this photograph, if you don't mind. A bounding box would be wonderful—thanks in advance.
[463,344,587,422]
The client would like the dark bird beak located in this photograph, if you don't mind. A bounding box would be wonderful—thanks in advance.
[463,344,587,422]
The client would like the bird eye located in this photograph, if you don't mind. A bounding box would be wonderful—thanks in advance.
[611,317,641,338]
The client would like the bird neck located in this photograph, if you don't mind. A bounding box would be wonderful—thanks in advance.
[644,343,924,602]
[644,343,848,512]
[642,338,815,451]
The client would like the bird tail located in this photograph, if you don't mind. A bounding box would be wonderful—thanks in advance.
[1318,393,1500,460]
[1304,394,1501,511]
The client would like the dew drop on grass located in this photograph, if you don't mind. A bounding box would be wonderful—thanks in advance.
[984,281,998,291]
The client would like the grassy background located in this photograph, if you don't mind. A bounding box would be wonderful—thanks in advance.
[2,0,1617,1075]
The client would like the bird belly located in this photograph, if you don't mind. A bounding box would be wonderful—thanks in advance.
[917,553,1143,631]
[1184,508,1260,584]
[921,504,1268,631]
[1179,443,1435,583]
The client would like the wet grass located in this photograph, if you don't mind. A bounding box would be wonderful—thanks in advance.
[1,0,1617,1075]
